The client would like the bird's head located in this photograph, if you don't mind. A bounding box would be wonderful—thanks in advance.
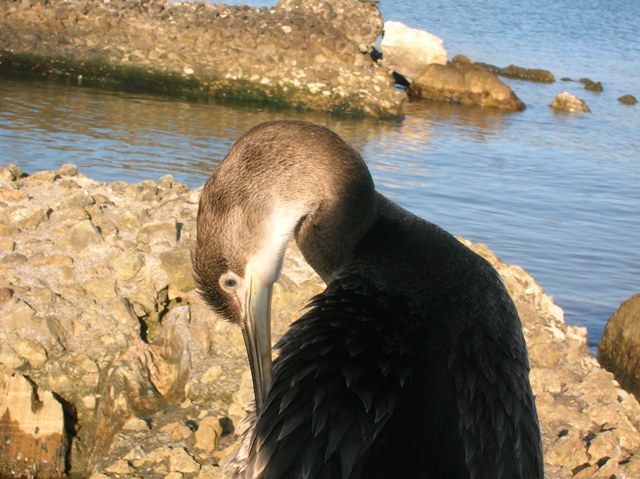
[194,120,377,413]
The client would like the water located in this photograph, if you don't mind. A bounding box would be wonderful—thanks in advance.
[1,0,639,350]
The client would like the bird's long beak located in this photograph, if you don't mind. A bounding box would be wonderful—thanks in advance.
[242,263,273,414]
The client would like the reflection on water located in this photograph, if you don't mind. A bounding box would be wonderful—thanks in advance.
[1,79,639,351]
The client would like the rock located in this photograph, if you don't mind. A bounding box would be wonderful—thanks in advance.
[0,187,28,203]
[24,170,60,183]
[381,20,447,82]
[64,219,103,251]
[14,339,48,368]
[278,0,384,54]
[598,294,640,400]
[160,247,196,292]
[58,164,78,177]
[2,165,640,478]
[160,421,193,441]
[499,64,555,83]
[194,416,223,452]
[0,163,24,181]
[580,77,603,92]
[84,306,191,472]
[0,374,68,479]
[169,447,200,474]
[619,94,637,105]
[549,92,591,113]
[408,63,526,111]
[9,205,51,230]
[0,0,403,118]
[451,57,555,83]
[109,247,145,281]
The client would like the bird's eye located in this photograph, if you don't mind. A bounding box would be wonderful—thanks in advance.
[220,272,243,292]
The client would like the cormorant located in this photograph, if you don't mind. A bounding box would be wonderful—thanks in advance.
[194,120,543,478]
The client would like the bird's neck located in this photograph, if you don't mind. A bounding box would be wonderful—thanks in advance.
[294,188,379,284]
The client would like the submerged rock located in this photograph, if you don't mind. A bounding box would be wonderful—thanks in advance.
[408,63,526,111]
[381,20,447,82]
[452,56,555,83]
[550,92,591,113]
[580,77,604,92]
[599,294,640,401]
[619,94,637,105]
[499,64,555,83]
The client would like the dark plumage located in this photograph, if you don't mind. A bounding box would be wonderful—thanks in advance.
[194,120,543,478]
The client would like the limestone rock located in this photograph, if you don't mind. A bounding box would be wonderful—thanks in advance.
[83,306,191,473]
[2,164,640,478]
[0,374,67,479]
[550,92,591,113]
[0,0,403,117]
[194,416,223,452]
[381,20,447,82]
[160,247,196,292]
[278,0,383,54]
[64,220,103,251]
[599,294,640,400]
[408,63,525,111]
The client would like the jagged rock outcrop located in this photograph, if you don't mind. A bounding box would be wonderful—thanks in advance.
[408,63,526,111]
[381,20,447,82]
[1,163,640,478]
[550,92,591,113]
[0,0,403,117]
[599,294,640,401]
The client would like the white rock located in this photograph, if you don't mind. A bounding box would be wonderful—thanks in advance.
[381,20,447,82]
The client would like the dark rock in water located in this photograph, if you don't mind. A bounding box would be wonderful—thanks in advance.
[452,56,554,83]
[549,92,591,113]
[500,64,555,83]
[618,94,637,105]
[408,63,526,111]
[580,78,604,92]
[599,294,640,401]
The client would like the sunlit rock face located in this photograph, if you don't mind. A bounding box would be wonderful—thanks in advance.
[408,63,526,111]
[381,20,447,82]
[0,0,404,118]
[599,294,640,401]
[1,163,640,478]
[549,92,591,113]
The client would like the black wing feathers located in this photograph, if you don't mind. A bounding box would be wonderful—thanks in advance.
[245,278,413,479]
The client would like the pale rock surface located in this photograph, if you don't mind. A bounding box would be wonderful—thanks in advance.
[550,92,591,113]
[1,163,640,478]
[599,294,640,401]
[381,20,447,82]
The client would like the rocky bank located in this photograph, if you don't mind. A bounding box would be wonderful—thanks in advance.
[0,0,403,118]
[1,164,640,478]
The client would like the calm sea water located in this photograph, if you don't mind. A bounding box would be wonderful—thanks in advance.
[1,0,639,350]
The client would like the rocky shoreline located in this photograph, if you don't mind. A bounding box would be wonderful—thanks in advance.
[0,0,404,118]
[1,163,640,478]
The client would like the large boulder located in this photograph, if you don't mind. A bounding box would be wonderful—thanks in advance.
[380,20,447,82]
[408,63,525,111]
[0,0,402,118]
[599,294,640,400]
